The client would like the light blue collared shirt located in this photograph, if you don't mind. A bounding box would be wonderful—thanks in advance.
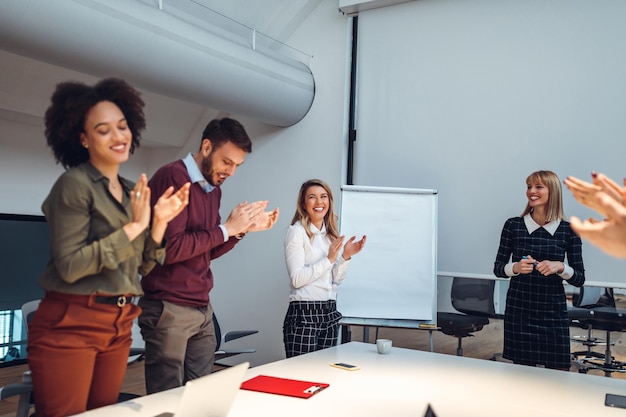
[182,153,229,242]
[182,153,214,193]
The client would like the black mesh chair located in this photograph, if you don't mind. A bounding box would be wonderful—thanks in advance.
[569,286,610,365]
[437,277,496,356]
[568,286,626,377]
[212,313,258,365]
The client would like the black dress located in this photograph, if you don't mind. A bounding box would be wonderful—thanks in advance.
[494,216,585,369]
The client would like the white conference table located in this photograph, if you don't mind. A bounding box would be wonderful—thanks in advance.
[76,341,626,417]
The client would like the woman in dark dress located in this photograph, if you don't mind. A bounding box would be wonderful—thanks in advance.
[494,170,585,370]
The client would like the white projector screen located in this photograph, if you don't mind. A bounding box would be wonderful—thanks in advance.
[337,186,437,321]
[351,0,626,287]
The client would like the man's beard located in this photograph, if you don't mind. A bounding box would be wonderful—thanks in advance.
[200,152,226,186]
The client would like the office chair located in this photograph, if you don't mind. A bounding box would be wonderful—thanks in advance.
[569,286,608,365]
[0,376,32,417]
[568,287,626,377]
[437,277,496,356]
[0,299,146,417]
[0,300,39,417]
[212,313,258,365]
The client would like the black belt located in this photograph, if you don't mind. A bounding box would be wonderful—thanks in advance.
[95,295,135,307]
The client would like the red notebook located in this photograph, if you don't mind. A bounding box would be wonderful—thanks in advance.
[240,375,329,399]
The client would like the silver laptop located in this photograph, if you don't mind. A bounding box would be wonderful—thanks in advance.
[156,362,249,417]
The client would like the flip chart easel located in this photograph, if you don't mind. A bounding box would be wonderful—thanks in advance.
[337,186,438,348]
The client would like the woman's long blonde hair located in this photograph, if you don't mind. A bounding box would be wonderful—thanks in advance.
[290,179,340,241]
[521,170,565,222]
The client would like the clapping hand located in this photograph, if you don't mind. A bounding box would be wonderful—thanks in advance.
[147,182,190,246]
[570,190,626,258]
[328,235,345,263]
[248,207,280,232]
[126,176,190,245]
[342,235,367,260]
[224,200,279,237]
[153,182,191,225]
[566,172,626,258]
[130,173,151,230]
[564,172,623,218]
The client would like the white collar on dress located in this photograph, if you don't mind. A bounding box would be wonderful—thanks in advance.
[523,213,560,236]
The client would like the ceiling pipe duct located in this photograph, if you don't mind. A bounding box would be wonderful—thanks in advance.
[0,0,315,127]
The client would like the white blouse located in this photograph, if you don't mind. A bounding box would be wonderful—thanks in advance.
[284,221,350,302]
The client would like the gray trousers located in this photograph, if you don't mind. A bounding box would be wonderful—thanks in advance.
[138,299,216,394]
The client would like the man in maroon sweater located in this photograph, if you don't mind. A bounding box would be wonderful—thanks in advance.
[138,118,279,394]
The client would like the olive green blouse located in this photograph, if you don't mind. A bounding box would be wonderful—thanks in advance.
[38,162,165,295]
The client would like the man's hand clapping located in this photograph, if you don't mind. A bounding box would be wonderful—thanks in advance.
[224,200,279,237]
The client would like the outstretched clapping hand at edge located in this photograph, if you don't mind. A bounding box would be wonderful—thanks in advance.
[570,189,626,258]
[564,172,623,218]
[566,172,626,258]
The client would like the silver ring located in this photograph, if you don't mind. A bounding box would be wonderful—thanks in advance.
[135,191,141,198]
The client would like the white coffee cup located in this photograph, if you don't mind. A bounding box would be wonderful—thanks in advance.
[376,338,392,354]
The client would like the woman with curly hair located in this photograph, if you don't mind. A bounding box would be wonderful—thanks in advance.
[282,179,366,357]
[27,78,190,417]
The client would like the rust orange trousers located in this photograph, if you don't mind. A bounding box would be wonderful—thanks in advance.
[27,292,140,417]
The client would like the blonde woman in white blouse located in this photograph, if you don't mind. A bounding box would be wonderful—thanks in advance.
[282,179,366,358]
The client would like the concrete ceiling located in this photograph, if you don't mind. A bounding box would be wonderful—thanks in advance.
[0,0,322,147]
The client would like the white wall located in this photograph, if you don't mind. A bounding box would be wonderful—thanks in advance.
[0,117,155,215]
[0,0,349,366]
[9,0,624,368]
[208,1,351,365]
[352,0,626,287]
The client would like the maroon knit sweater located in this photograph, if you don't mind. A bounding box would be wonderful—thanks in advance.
[141,159,239,306]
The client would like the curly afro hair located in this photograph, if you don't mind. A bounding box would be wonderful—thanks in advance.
[44,78,146,169]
